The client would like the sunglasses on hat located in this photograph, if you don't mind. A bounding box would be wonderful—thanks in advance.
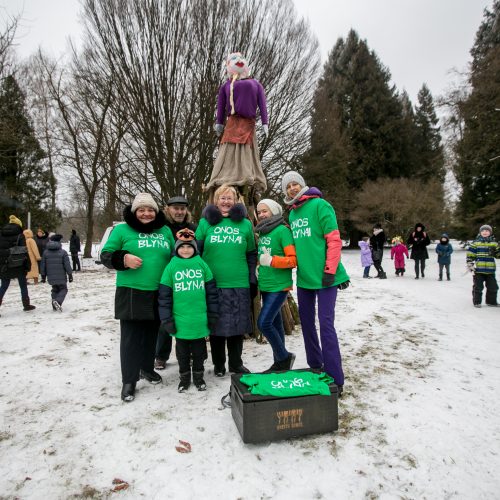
[176,229,195,241]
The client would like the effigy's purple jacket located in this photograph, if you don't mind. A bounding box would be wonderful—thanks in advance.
[216,78,268,125]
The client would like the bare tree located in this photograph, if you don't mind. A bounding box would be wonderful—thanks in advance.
[81,0,319,215]
[0,10,18,77]
[36,50,115,256]
[351,177,448,239]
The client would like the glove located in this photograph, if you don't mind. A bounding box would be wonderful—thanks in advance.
[214,123,224,137]
[68,276,73,283]
[160,320,176,335]
[466,261,475,273]
[322,272,336,287]
[262,124,269,137]
[490,247,498,256]
[337,280,350,290]
[259,249,273,267]
[208,313,218,330]
[41,276,46,283]
[250,282,258,300]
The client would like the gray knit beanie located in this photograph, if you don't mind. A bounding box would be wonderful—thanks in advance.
[131,193,159,213]
[479,224,493,234]
[257,199,283,216]
[281,171,305,196]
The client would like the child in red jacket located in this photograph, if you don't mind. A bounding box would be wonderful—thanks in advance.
[391,237,409,276]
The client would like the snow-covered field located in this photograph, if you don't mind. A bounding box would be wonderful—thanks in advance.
[1,245,499,499]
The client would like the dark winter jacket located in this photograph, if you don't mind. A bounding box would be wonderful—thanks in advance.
[40,241,73,285]
[370,229,386,261]
[407,223,431,260]
[0,223,30,279]
[69,232,81,253]
[435,238,453,265]
[35,232,49,257]
[101,206,170,321]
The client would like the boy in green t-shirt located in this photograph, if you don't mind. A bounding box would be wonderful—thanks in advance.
[158,231,219,392]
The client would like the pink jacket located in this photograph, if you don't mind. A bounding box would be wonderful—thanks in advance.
[391,243,409,268]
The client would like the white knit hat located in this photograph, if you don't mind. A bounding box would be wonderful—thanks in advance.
[131,193,159,213]
[281,171,305,195]
[257,199,283,216]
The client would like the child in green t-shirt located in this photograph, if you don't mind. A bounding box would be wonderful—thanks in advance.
[158,231,219,392]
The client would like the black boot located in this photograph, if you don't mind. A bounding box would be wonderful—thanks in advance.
[193,371,206,391]
[121,382,136,402]
[379,271,387,279]
[178,372,191,393]
[229,365,250,374]
[263,353,296,373]
[139,369,162,384]
[22,297,36,311]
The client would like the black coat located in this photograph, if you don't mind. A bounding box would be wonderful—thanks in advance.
[407,225,431,260]
[101,206,168,321]
[370,231,386,252]
[40,241,73,284]
[69,233,81,253]
[35,233,49,257]
[0,223,30,279]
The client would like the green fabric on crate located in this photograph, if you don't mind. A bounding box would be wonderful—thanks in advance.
[239,371,334,397]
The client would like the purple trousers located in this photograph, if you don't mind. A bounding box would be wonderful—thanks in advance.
[297,286,344,386]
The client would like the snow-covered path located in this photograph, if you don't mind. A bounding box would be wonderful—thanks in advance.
[1,247,499,499]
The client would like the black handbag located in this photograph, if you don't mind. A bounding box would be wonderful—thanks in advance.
[7,235,29,269]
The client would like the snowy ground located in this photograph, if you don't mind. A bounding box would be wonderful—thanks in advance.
[1,245,499,499]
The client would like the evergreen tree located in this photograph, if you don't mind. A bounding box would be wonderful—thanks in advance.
[455,1,500,233]
[414,84,445,183]
[0,74,56,227]
[304,30,410,241]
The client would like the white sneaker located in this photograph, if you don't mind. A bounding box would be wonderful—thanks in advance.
[52,300,62,312]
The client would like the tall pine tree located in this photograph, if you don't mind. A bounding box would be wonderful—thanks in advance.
[455,1,500,233]
[0,74,56,227]
[304,30,410,239]
[414,84,445,183]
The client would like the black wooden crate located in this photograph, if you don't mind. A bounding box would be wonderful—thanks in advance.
[230,369,338,444]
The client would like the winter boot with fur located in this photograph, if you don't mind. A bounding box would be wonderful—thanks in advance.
[178,372,191,393]
[193,371,207,391]
[22,297,36,311]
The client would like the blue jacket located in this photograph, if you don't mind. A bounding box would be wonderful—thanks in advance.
[435,242,453,265]
[40,241,73,285]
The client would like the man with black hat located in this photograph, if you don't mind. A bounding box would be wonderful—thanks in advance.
[155,196,198,370]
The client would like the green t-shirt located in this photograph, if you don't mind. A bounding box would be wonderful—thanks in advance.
[258,224,294,292]
[102,223,175,290]
[239,371,334,397]
[195,217,256,288]
[288,198,349,289]
[159,255,213,340]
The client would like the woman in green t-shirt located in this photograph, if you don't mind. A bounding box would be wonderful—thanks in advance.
[282,172,350,397]
[195,184,257,376]
[255,199,297,372]
[101,193,175,402]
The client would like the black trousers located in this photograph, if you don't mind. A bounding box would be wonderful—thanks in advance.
[120,319,159,383]
[414,258,426,277]
[473,273,498,305]
[373,259,384,274]
[51,284,68,305]
[155,329,173,361]
[209,335,243,370]
[71,252,81,271]
[176,338,207,374]
[439,263,450,279]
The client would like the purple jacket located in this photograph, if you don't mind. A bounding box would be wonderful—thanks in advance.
[216,78,268,125]
[358,240,373,267]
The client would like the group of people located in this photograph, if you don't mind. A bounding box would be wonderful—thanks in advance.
[358,222,499,307]
[101,171,350,403]
[0,218,81,314]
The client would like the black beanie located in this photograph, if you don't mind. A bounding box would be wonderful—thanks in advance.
[50,234,63,242]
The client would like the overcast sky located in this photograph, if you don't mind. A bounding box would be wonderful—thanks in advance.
[2,0,493,103]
